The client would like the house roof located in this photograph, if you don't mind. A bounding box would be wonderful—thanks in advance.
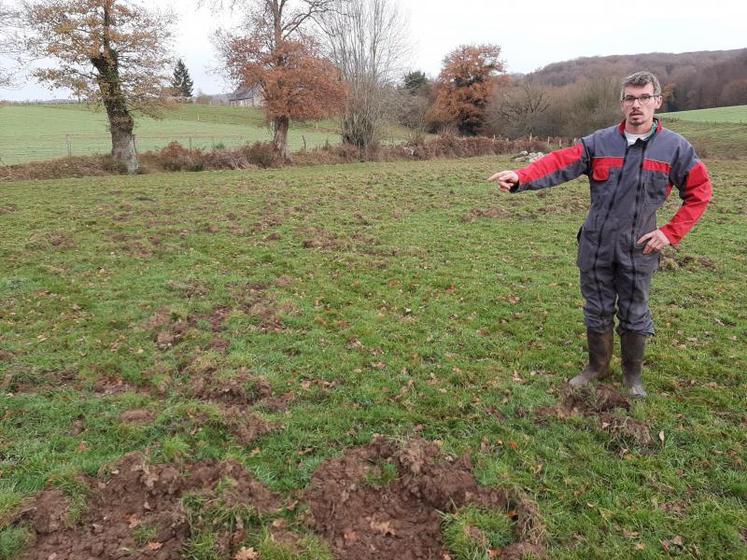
[230,85,262,101]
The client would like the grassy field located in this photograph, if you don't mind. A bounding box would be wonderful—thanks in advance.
[660,105,747,159]
[0,156,745,559]
[0,104,345,165]
[663,118,747,160]
[661,105,747,123]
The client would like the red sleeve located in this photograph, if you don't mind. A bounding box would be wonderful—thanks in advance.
[660,161,713,245]
[513,144,587,191]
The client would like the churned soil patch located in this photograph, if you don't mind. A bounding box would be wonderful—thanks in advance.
[534,385,654,451]
[306,437,546,560]
[301,227,347,251]
[91,376,145,396]
[220,405,278,445]
[25,231,76,251]
[660,250,717,272]
[165,279,210,299]
[119,409,156,425]
[188,367,272,407]
[462,207,510,222]
[143,305,233,351]
[558,384,631,416]
[206,306,232,332]
[599,413,654,448]
[14,452,281,560]
[533,384,630,419]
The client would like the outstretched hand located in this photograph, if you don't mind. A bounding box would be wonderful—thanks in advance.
[637,229,671,254]
[487,170,519,192]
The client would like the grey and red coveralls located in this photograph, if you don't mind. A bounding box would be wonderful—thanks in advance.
[511,119,713,335]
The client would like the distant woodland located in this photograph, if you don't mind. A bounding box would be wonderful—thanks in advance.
[526,48,747,111]
[398,47,747,140]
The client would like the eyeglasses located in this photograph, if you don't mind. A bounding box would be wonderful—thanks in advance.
[621,94,660,105]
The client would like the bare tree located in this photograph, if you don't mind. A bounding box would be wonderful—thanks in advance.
[319,0,409,150]
[22,0,173,173]
[487,80,551,138]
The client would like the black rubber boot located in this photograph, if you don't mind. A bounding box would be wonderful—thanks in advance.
[569,328,613,387]
[621,331,648,398]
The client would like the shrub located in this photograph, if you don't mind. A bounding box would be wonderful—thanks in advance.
[241,142,280,168]
[157,141,204,172]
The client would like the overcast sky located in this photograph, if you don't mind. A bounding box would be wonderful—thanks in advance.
[1,0,745,101]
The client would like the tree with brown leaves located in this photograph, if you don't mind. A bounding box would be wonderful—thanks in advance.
[431,44,507,136]
[216,0,346,160]
[22,0,173,173]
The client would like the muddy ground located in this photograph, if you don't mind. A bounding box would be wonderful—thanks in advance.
[307,437,546,560]
[15,452,281,560]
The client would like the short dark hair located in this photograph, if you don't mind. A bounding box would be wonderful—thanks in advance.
[620,71,661,99]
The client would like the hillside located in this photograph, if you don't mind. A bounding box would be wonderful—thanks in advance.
[527,48,747,112]
[529,49,745,87]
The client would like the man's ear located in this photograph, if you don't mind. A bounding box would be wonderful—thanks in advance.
[654,95,663,110]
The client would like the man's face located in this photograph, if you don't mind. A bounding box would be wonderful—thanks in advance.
[620,83,662,131]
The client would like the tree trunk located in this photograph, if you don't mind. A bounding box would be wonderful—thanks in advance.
[110,125,138,175]
[273,115,290,161]
[91,7,139,175]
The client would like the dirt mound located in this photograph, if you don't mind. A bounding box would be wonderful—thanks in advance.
[307,437,546,560]
[16,452,281,560]
[21,489,71,535]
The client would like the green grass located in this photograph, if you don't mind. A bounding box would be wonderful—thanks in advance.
[662,119,747,159]
[0,103,344,165]
[661,105,747,123]
[0,156,745,558]
[660,105,747,159]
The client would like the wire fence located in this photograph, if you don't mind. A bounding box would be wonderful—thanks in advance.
[0,132,339,166]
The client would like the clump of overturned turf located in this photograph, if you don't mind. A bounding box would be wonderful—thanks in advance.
[12,452,281,560]
[306,436,546,560]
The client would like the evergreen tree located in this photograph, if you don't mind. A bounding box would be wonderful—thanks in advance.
[172,58,194,98]
[403,71,429,95]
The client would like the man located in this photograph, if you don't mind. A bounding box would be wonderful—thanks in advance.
[488,71,712,397]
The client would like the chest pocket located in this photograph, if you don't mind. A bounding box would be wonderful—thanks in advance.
[644,172,671,207]
[590,161,619,207]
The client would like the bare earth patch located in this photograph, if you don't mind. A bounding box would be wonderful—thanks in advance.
[14,452,281,560]
[534,385,654,450]
[307,436,546,560]
[462,207,509,222]
[188,367,272,407]
[120,409,156,425]
[659,248,717,272]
